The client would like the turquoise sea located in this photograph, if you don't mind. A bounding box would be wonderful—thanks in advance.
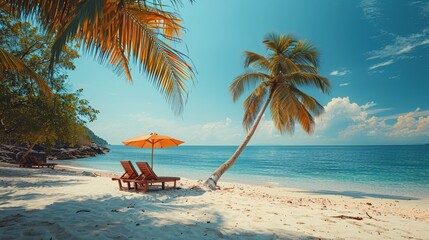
[58,145,429,199]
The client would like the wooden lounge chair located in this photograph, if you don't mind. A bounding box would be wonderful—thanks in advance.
[128,161,180,192]
[18,155,57,169]
[111,160,139,191]
[34,161,57,169]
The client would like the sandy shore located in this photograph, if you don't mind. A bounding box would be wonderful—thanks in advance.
[0,163,428,239]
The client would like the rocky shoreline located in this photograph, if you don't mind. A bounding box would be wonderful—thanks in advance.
[0,144,110,164]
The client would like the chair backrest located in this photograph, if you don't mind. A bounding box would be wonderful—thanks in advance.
[25,155,37,164]
[120,160,138,179]
[136,162,158,180]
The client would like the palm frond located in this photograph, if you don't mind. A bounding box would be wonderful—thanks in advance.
[276,34,294,54]
[142,0,194,8]
[282,71,330,93]
[242,83,268,131]
[50,0,105,69]
[263,33,295,54]
[126,2,183,40]
[230,72,269,102]
[270,83,315,134]
[287,40,319,67]
[120,4,193,114]
[244,51,269,70]
[286,88,315,134]
[108,38,132,81]
[0,48,52,95]
[4,0,76,30]
[269,54,300,75]
[289,85,324,117]
[270,83,294,134]
[295,64,318,74]
[6,0,194,115]
[262,33,279,52]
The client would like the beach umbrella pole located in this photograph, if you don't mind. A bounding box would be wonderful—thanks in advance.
[151,146,154,169]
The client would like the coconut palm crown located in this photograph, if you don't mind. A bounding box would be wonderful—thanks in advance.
[232,33,330,134]
[1,0,194,114]
[204,33,331,189]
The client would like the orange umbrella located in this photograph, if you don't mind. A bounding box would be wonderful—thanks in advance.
[122,133,184,169]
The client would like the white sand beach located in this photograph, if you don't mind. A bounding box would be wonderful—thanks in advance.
[0,163,428,240]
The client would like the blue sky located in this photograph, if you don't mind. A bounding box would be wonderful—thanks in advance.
[68,0,429,145]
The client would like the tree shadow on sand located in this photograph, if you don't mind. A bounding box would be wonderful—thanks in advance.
[0,166,84,179]
[0,191,317,239]
[0,166,318,239]
[4,179,84,189]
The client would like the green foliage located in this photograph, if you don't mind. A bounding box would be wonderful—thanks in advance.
[0,12,98,148]
[85,127,108,146]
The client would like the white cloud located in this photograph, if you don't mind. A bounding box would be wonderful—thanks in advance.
[378,109,429,121]
[366,107,392,115]
[201,117,232,132]
[315,97,366,133]
[419,2,429,16]
[389,109,429,137]
[367,29,429,60]
[339,83,349,87]
[102,109,260,144]
[315,97,429,142]
[411,1,429,17]
[360,0,382,21]
[397,45,413,54]
[330,70,351,76]
[369,69,385,74]
[368,59,394,70]
[126,113,243,145]
[89,99,429,146]
[362,2,429,73]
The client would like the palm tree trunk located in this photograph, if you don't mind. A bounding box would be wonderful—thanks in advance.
[204,91,274,190]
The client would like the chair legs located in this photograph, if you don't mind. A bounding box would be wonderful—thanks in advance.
[117,180,123,190]
[135,181,149,192]
[113,179,134,191]
[114,179,177,192]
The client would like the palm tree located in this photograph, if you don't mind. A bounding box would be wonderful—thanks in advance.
[204,33,331,190]
[1,0,194,114]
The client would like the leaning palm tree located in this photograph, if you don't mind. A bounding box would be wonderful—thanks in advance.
[204,33,331,190]
[1,0,194,114]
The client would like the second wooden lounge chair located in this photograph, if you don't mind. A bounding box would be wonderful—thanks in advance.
[111,160,139,191]
[129,162,180,192]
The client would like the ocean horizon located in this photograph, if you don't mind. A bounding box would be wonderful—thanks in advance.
[56,144,429,200]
